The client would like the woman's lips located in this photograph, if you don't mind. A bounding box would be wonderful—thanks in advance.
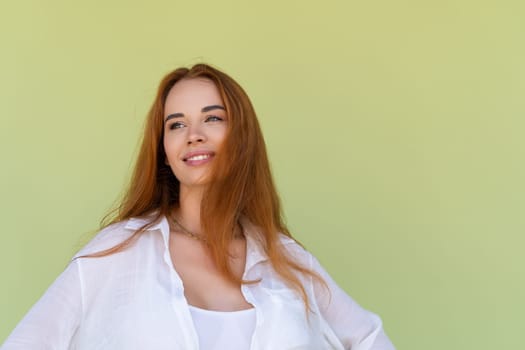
[183,151,215,166]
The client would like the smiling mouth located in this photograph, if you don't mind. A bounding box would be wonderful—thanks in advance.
[185,154,211,162]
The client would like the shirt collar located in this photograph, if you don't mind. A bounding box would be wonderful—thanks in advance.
[124,214,171,250]
[239,217,297,273]
[240,217,269,272]
[123,214,288,271]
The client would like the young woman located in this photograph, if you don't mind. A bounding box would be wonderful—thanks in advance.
[2,64,395,349]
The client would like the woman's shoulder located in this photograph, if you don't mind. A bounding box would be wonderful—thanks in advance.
[278,234,318,271]
[73,213,167,259]
[72,219,138,259]
[278,234,309,256]
[241,217,313,263]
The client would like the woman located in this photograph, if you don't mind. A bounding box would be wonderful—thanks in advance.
[2,64,395,349]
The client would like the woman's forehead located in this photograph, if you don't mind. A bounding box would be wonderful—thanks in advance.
[165,78,224,111]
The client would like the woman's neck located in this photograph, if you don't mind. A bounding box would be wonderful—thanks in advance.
[175,186,205,234]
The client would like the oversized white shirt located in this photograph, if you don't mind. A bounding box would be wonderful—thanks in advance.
[1,215,395,350]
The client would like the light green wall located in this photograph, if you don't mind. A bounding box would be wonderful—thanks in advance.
[1,1,524,348]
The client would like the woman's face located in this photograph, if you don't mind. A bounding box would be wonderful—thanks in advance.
[163,78,228,192]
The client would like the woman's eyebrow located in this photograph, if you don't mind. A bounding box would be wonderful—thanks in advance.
[165,105,225,123]
[165,113,184,123]
[201,105,225,113]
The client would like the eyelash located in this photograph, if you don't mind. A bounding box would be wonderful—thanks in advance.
[168,115,224,130]
[169,122,184,130]
[205,115,223,122]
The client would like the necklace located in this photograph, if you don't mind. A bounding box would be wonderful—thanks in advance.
[170,214,245,243]
[170,215,208,243]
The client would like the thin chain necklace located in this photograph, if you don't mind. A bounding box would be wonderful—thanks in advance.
[170,214,245,243]
[170,215,208,243]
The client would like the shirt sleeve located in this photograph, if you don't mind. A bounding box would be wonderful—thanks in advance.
[1,259,83,350]
[310,254,395,350]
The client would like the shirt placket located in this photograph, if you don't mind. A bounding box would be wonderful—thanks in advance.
[242,241,267,350]
[159,225,200,349]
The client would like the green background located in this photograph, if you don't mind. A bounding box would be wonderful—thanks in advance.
[1,0,524,348]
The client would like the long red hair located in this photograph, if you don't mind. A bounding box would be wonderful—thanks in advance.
[93,64,323,308]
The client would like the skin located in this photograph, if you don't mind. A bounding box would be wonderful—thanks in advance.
[163,78,252,311]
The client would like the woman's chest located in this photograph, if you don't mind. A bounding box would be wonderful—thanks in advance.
[73,275,343,350]
[74,243,343,350]
[169,236,251,311]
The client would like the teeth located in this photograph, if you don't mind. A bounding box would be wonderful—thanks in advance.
[187,154,210,161]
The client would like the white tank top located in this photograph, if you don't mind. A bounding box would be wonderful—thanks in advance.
[189,305,256,350]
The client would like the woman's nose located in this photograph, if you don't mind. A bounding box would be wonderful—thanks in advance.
[186,125,207,145]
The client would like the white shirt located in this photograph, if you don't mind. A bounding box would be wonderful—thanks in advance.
[1,215,395,350]
[189,305,256,349]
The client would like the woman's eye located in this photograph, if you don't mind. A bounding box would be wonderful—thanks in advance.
[205,115,223,122]
[169,122,185,130]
